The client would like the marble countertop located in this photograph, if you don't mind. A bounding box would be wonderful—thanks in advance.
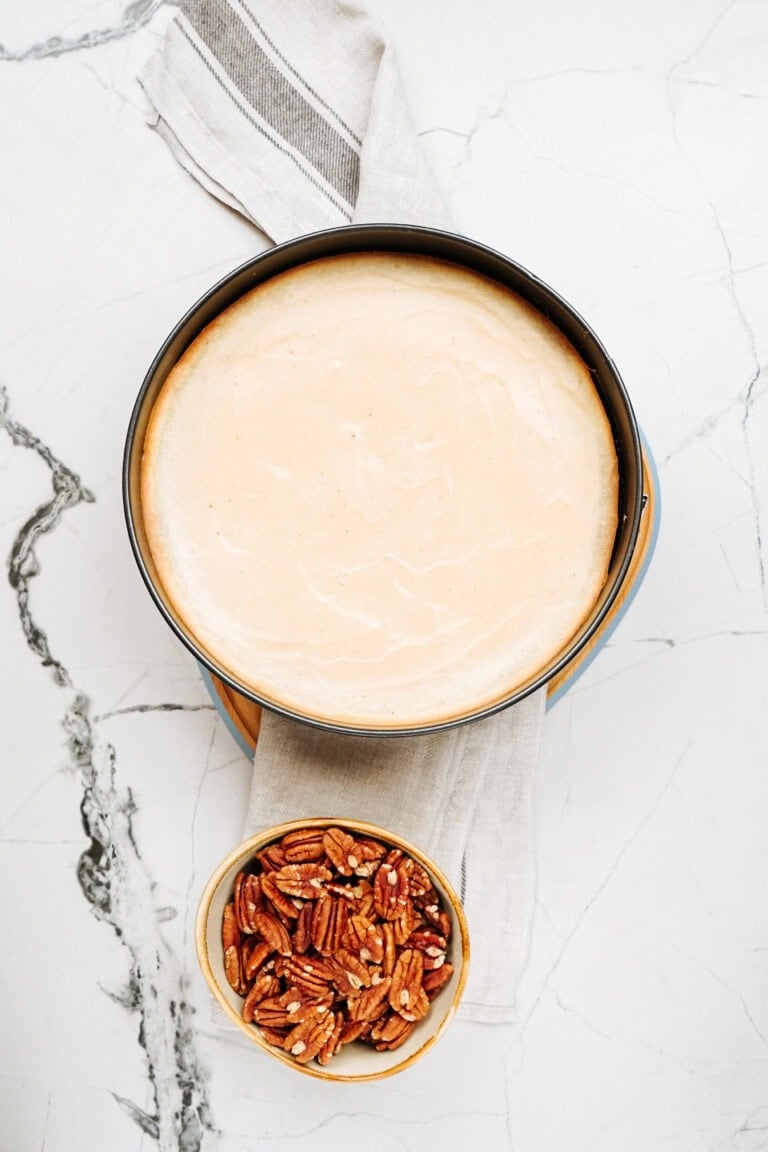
[2,1,767,1149]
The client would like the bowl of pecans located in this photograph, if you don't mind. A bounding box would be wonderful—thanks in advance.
[196,818,470,1080]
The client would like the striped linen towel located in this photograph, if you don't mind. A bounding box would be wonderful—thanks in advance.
[140,0,545,1023]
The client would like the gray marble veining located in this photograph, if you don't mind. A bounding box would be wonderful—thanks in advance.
[0,386,215,1150]
[0,0,173,62]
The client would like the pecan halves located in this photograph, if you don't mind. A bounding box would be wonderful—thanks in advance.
[223,903,247,994]
[225,826,456,1067]
[389,949,428,1022]
[339,1019,372,1046]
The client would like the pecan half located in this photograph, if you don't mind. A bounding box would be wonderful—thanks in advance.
[222,902,240,951]
[261,872,302,920]
[284,1011,336,1064]
[281,828,326,863]
[317,1010,345,1066]
[371,1012,416,1051]
[392,900,416,946]
[423,962,453,999]
[339,1019,372,1046]
[259,1026,289,1048]
[242,939,275,982]
[402,856,432,897]
[421,901,452,940]
[355,892,376,920]
[292,902,314,954]
[407,929,447,969]
[252,911,293,956]
[322,827,359,876]
[256,843,288,871]
[349,837,387,878]
[251,997,292,1028]
[276,955,336,997]
[389,949,428,1022]
[224,945,246,995]
[337,948,372,987]
[233,872,247,931]
[322,829,383,878]
[243,974,281,1022]
[346,977,392,1023]
[237,873,265,933]
[381,922,397,976]
[326,880,366,901]
[356,838,387,863]
[273,862,332,899]
[343,914,384,964]
[330,949,372,996]
[279,986,333,1024]
[401,987,429,1023]
[310,894,348,956]
[373,858,410,921]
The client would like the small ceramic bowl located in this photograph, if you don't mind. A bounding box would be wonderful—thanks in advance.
[196,817,470,1081]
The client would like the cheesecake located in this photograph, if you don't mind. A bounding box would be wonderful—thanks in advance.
[141,252,618,727]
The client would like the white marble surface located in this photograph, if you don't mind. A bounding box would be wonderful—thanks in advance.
[1,1,767,1148]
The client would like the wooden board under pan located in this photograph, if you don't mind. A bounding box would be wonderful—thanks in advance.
[202,440,659,757]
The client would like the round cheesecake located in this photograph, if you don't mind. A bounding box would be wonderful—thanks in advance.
[141,252,618,728]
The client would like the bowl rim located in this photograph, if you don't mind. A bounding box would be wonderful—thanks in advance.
[195,816,471,1082]
[124,223,643,735]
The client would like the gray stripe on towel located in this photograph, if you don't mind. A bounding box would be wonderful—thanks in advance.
[182,0,360,206]
[240,0,362,146]
[178,22,352,220]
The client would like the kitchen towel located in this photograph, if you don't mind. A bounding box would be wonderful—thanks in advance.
[140,0,545,1022]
